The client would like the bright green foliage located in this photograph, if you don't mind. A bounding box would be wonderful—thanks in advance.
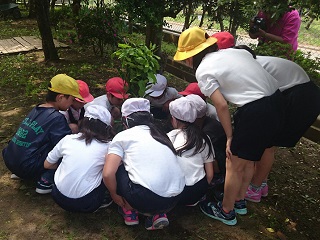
[75,5,124,56]
[112,43,160,97]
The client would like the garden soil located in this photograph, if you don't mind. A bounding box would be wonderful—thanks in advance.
[0,49,319,240]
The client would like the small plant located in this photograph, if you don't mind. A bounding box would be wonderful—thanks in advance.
[112,42,160,97]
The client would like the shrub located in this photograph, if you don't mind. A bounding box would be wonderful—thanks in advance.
[112,42,160,97]
[75,5,124,56]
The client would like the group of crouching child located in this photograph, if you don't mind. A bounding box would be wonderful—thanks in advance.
[2,30,320,230]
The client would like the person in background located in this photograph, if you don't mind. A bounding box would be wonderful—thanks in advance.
[249,0,301,51]
[85,77,129,121]
[174,27,284,226]
[144,74,181,119]
[60,80,94,133]
[168,96,214,207]
[103,98,185,230]
[2,74,83,194]
[44,105,115,213]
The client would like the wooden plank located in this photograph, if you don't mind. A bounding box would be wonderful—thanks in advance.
[4,38,30,53]
[13,37,36,51]
[0,39,9,54]
[53,39,68,48]
[21,36,42,49]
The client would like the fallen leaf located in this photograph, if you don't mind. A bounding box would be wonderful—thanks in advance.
[266,228,275,233]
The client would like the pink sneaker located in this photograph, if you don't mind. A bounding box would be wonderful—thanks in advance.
[145,213,169,230]
[261,184,269,197]
[118,207,139,226]
[245,186,261,203]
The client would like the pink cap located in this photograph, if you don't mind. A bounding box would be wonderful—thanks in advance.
[211,31,235,49]
[179,82,206,100]
[106,77,129,99]
[75,80,94,103]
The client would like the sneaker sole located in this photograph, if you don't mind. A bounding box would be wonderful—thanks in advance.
[261,193,268,197]
[124,220,139,226]
[234,208,247,215]
[10,174,20,180]
[35,188,52,194]
[200,205,237,226]
[146,218,169,230]
[245,197,261,203]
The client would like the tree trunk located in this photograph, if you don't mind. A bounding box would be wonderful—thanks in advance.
[145,22,162,56]
[71,0,81,16]
[50,0,57,11]
[305,16,314,30]
[28,0,36,18]
[35,0,59,61]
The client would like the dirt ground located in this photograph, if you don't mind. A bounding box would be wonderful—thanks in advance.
[0,48,319,240]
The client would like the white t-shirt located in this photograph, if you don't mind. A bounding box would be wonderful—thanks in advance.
[256,56,310,92]
[146,87,182,107]
[196,48,279,107]
[84,95,112,112]
[206,102,219,121]
[167,129,214,186]
[107,125,185,197]
[46,133,110,198]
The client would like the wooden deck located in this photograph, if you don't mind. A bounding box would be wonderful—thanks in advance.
[0,36,68,55]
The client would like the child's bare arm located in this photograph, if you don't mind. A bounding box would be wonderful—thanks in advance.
[204,162,214,184]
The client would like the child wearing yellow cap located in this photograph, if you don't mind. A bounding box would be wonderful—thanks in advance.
[2,74,83,194]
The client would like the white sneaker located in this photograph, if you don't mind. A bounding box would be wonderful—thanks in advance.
[10,173,20,180]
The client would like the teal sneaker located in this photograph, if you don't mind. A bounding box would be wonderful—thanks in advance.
[200,201,237,226]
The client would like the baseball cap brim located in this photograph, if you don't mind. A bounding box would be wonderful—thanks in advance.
[174,37,218,61]
[111,92,129,99]
[145,89,165,97]
[75,93,94,103]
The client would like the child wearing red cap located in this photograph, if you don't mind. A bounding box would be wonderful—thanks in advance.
[85,77,129,121]
[211,31,235,50]
[179,82,219,121]
[61,80,94,133]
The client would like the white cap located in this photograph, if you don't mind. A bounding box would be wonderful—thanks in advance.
[121,98,150,117]
[145,74,167,97]
[84,105,111,126]
[185,94,207,118]
[169,97,197,123]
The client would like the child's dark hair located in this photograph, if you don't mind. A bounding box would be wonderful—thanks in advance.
[233,45,257,59]
[78,117,115,145]
[192,33,219,70]
[175,119,213,159]
[46,83,71,102]
[122,111,177,154]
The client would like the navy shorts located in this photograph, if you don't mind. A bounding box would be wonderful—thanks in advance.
[116,164,181,215]
[231,90,285,161]
[274,81,320,147]
[51,181,107,213]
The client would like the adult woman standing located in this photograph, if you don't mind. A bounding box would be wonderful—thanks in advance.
[174,27,285,225]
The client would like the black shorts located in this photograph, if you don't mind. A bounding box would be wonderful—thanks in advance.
[274,81,320,147]
[231,90,285,161]
[116,164,181,215]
